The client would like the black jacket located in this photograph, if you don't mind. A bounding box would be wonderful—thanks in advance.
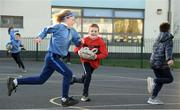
[150,32,174,69]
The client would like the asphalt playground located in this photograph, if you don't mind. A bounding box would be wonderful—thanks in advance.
[0,58,180,109]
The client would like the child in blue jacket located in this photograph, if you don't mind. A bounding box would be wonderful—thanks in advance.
[7,9,81,107]
[8,27,26,72]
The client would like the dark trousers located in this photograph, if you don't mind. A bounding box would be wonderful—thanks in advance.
[81,62,94,97]
[11,52,25,69]
[152,67,173,98]
[17,52,73,98]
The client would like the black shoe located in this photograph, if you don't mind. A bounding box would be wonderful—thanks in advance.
[7,77,17,96]
[70,77,76,85]
[61,97,79,107]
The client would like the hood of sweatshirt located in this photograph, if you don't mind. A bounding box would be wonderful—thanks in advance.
[157,32,174,43]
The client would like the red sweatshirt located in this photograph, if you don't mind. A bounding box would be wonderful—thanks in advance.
[74,36,108,69]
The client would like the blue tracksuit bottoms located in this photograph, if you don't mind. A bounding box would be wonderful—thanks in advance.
[17,52,73,98]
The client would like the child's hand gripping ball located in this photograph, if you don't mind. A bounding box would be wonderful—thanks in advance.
[78,47,97,60]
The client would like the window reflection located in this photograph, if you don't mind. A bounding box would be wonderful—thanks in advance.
[82,33,112,44]
[0,16,23,28]
[83,18,112,33]
[101,34,113,43]
[51,8,82,32]
[73,17,82,32]
[51,7,144,46]
[113,19,143,45]
[52,8,81,16]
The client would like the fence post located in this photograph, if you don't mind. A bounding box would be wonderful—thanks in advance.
[140,37,144,68]
[36,43,39,61]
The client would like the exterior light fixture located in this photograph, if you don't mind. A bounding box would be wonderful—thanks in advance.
[157,9,162,15]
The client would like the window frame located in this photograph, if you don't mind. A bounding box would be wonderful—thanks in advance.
[51,6,145,46]
[0,15,24,28]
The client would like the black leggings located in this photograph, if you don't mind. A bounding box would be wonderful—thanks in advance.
[11,52,25,69]
[152,68,173,98]
[81,62,94,97]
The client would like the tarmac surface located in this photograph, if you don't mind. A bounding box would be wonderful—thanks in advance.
[0,59,180,109]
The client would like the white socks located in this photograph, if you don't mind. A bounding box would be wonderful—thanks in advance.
[13,79,18,86]
[61,97,67,102]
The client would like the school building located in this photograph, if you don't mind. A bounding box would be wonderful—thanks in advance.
[0,0,179,58]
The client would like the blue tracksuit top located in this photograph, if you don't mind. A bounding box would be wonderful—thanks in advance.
[9,29,22,53]
[9,29,19,41]
[38,23,81,57]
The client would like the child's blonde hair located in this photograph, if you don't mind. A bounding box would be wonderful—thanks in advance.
[52,9,73,24]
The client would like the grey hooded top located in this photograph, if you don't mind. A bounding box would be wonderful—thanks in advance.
[150,32,174,69]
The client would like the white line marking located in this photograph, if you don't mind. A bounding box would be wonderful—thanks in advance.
[48,75,180,84]
[0,74,22,81]
[50,93,180,109]
[80,103,180,108]
[49,97,90,110]
[0,73,22,76]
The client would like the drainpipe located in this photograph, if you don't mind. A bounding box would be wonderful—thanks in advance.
[168,0,172,26]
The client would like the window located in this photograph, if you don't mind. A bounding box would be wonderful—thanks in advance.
[83,18,112,33]
[82,18,113,43]
[51,8,82,32]
[0,16,23,28]
[113,19,143,45]
[51,7,144,46]
[101,34,113,44]
[114,10,144,19]
[73,17,82,32]
[52,8,81,17]
[84,9,113,17]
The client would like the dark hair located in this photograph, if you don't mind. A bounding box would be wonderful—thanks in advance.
[159,22,170,32]
[8,27,13,34]
[15,33,21,36]
[89,24,99,31]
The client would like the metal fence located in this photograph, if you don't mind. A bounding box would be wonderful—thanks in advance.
[21,37,180,68]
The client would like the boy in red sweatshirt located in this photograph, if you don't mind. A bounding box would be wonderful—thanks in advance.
[73,24,108,101]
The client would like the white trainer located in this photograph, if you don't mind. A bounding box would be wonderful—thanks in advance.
[147,77,155,94]
[147,97,164,105]
[81,96,90,102]
[21,69,27,73]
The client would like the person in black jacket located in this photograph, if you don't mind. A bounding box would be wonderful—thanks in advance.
[147,22,174,105]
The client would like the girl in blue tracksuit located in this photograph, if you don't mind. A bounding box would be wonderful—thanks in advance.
[8,27,26,72]
[7,10,81,107]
